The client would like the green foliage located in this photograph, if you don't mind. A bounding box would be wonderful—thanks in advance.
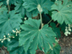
[19,18,56,54]
[0,0,72,54]
[7,36,25,54]
[15,0,25,17]
[0,39,8,47]
[0,0,17,5]
[47,43,61,54]
[23,0,53,17]
[51,0,72,24]
[50,23,61,39]
[0,11,22,39]
[0,2,7,15]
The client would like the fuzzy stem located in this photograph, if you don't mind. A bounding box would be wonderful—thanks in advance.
[8,4,10,12]
[47,19,52,24]
[40,12,43,28]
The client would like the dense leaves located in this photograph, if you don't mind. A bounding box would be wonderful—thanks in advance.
[0,0,72,54]
[7,36,25,54]
[51,0,72,24]
[0,11,22,39]
[19,18,56,54]
[0,40,8,47]
[23,0,53,17]
[15,0,25,17]
[47,43,61,54]
[50,23,61,39]
[0,0,17,5]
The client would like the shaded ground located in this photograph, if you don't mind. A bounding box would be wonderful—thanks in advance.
[0,46,9,54]
[0,32,72,54]
[59,32,72,54]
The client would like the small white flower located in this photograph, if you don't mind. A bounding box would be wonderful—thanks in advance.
[8,38,10,41]
[24,17,27,20]
[64,24,72,36]
[4,38,6,40]
[4,35,6,38]
[16,28,18,30]
[69,28,71,31]
[12,36,15,38]
[12,30,16,33]
[8,33,10,35]
[68,32,71,34]
[1,41,3,43]
[64,32,68,36]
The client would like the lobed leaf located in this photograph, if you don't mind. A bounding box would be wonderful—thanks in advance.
[23,0,53,17]
[0,11,22,39]
[19,18,56,54]
[51,0,72,24]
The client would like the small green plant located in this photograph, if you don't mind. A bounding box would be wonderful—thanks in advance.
[0,0,72,54]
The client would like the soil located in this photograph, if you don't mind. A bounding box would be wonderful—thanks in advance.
[0,32,72,54]
[59,32,72,54]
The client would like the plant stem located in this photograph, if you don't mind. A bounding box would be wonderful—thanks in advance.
[40,12,43,28]
[47,19,52,24]
[56,23,59,27]
[8,4,10,12]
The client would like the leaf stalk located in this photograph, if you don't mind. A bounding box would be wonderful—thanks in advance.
[40,12,43,28]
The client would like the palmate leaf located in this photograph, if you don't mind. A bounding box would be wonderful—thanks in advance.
[51,0,72,24]
[0,11,22,39]
[23,0,53,17]
[46,43,61,54]
[15,0,25,17]
[19,18,56,54]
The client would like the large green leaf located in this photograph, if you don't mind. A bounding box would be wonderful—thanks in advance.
[23,0,53,17]
[51,0,72,24]
[46,43,61,54]
[0,11,22,39]
[19,18,56,54]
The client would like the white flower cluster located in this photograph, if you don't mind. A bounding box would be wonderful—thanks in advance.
[0,29,21,43]
[12,28,21,36]
[0,34,15,43]
[64,24,72,36]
